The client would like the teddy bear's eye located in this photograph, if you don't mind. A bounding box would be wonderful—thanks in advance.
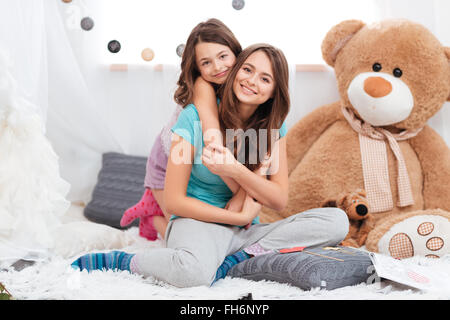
[393,68,403,78]
[372,63,382,72]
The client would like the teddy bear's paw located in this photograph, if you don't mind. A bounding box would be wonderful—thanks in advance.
[377,214,450,259]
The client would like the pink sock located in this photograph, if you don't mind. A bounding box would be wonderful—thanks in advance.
[139,215,159,241]
[120,188,164,227]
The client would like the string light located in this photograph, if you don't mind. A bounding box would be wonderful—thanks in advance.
[66,2,248,60]
[141,48,155,61]
[108,40,121,53]
[80,17,94,31]
[176,44,185,58]
[232,0,245,10]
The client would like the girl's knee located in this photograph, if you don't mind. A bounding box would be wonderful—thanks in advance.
[178,266,212,287]
[169,251,213,287]
[323,208,349,244]
[299,207,349,244]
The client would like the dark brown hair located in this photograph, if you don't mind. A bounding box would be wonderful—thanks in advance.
[219,43,290,172]
[174,18,242,107]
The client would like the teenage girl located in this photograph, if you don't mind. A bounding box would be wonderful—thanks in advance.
[72,44,349,288]
[120,18,242,240]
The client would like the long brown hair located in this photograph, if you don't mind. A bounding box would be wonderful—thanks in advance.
[219,44,290,172]
[174,18,242,107]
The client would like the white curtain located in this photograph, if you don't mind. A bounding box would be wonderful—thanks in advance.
[0,0,48,121]
[0,0,72,266]
[1,0,181,203]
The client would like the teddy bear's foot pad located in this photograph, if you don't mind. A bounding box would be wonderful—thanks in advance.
[378,215,449,259]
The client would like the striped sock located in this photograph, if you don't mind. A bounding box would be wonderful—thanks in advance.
[213,250,251,284]
[71,251,135,272]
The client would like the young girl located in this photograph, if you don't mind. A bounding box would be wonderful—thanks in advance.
[72,44,349,288]
[120,18,242,240]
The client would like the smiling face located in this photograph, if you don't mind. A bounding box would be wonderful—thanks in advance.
[195,42,236,85]
[232,50,275,108]
[217,44,290,172]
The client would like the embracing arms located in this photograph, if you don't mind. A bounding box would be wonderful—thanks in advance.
[202,136,289,212]
[163,133,261,226]
[192,76,289,212]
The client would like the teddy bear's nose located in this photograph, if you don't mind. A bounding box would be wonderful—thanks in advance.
[356,204,368,216]
[363,76,392,98]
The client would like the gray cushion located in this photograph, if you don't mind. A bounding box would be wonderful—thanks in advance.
[228,246,374,291]
[84,152,147,229]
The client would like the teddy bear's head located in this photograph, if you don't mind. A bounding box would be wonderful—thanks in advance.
[321,189,370,221]
[322,19,450,131]
[336,189,370,221]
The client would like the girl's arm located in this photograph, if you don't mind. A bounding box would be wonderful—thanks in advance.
[192,77,221,146]
[163,133,260,226]
[193,77,240,193]
[225,158,271,212]
[202,137,289,212]
[225,162,270,230]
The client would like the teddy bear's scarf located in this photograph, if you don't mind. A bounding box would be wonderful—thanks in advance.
[341,106,422,213]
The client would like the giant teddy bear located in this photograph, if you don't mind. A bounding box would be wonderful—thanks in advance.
[260,19,450,259]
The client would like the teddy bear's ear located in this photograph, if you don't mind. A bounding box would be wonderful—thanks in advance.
[445,47,450,101]
[336,195,348,208]
[321,20,365,67]
[356,189,367,197]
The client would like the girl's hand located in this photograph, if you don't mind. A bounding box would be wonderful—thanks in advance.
[239,195,261,226]
[202,143,240,178]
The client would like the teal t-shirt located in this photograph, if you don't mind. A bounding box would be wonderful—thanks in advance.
[170,103,287,225]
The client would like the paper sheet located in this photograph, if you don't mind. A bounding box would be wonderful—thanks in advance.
[369,252,450,292]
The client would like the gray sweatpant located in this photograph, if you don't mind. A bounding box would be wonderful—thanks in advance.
[133,208,349,288]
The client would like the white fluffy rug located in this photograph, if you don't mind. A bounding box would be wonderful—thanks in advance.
[1,205,450,300]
